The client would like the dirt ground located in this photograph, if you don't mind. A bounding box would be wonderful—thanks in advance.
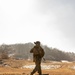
[0,59,75,75]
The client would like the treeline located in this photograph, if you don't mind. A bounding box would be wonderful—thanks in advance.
[0,43,75,61]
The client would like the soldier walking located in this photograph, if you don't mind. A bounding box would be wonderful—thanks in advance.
[30,41,45,75]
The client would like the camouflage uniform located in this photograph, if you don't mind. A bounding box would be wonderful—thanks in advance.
[30,41,45,75]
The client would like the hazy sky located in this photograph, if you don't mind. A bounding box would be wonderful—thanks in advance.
[0,0,75,52]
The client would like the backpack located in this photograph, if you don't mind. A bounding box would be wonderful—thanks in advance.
[33,46,45,58]
[39,47,45,58]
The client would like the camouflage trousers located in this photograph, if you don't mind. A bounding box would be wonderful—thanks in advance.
[31,56,42,75]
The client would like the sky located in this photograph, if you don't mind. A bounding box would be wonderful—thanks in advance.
[0,0,75,52]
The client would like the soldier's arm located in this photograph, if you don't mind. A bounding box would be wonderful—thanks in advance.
[30,47,34,53]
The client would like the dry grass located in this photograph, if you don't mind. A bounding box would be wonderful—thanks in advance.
[0,59,75,75]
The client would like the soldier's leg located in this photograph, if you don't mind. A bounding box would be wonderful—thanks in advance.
[30,60,37,75]
[31,59,42,75]
[37,58,42,75]
[30,57,42,75]
[31,66,37,75]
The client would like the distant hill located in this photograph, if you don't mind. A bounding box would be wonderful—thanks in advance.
[0,43,75,61]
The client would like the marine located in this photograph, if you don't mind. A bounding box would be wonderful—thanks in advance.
[30,41,45,75]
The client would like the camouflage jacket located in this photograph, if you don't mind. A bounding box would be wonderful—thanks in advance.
[30,46,45,61]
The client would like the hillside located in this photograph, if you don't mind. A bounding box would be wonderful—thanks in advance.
[0,43,75,61]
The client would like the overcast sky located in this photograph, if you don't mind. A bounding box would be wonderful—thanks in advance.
[0,0,75,52]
